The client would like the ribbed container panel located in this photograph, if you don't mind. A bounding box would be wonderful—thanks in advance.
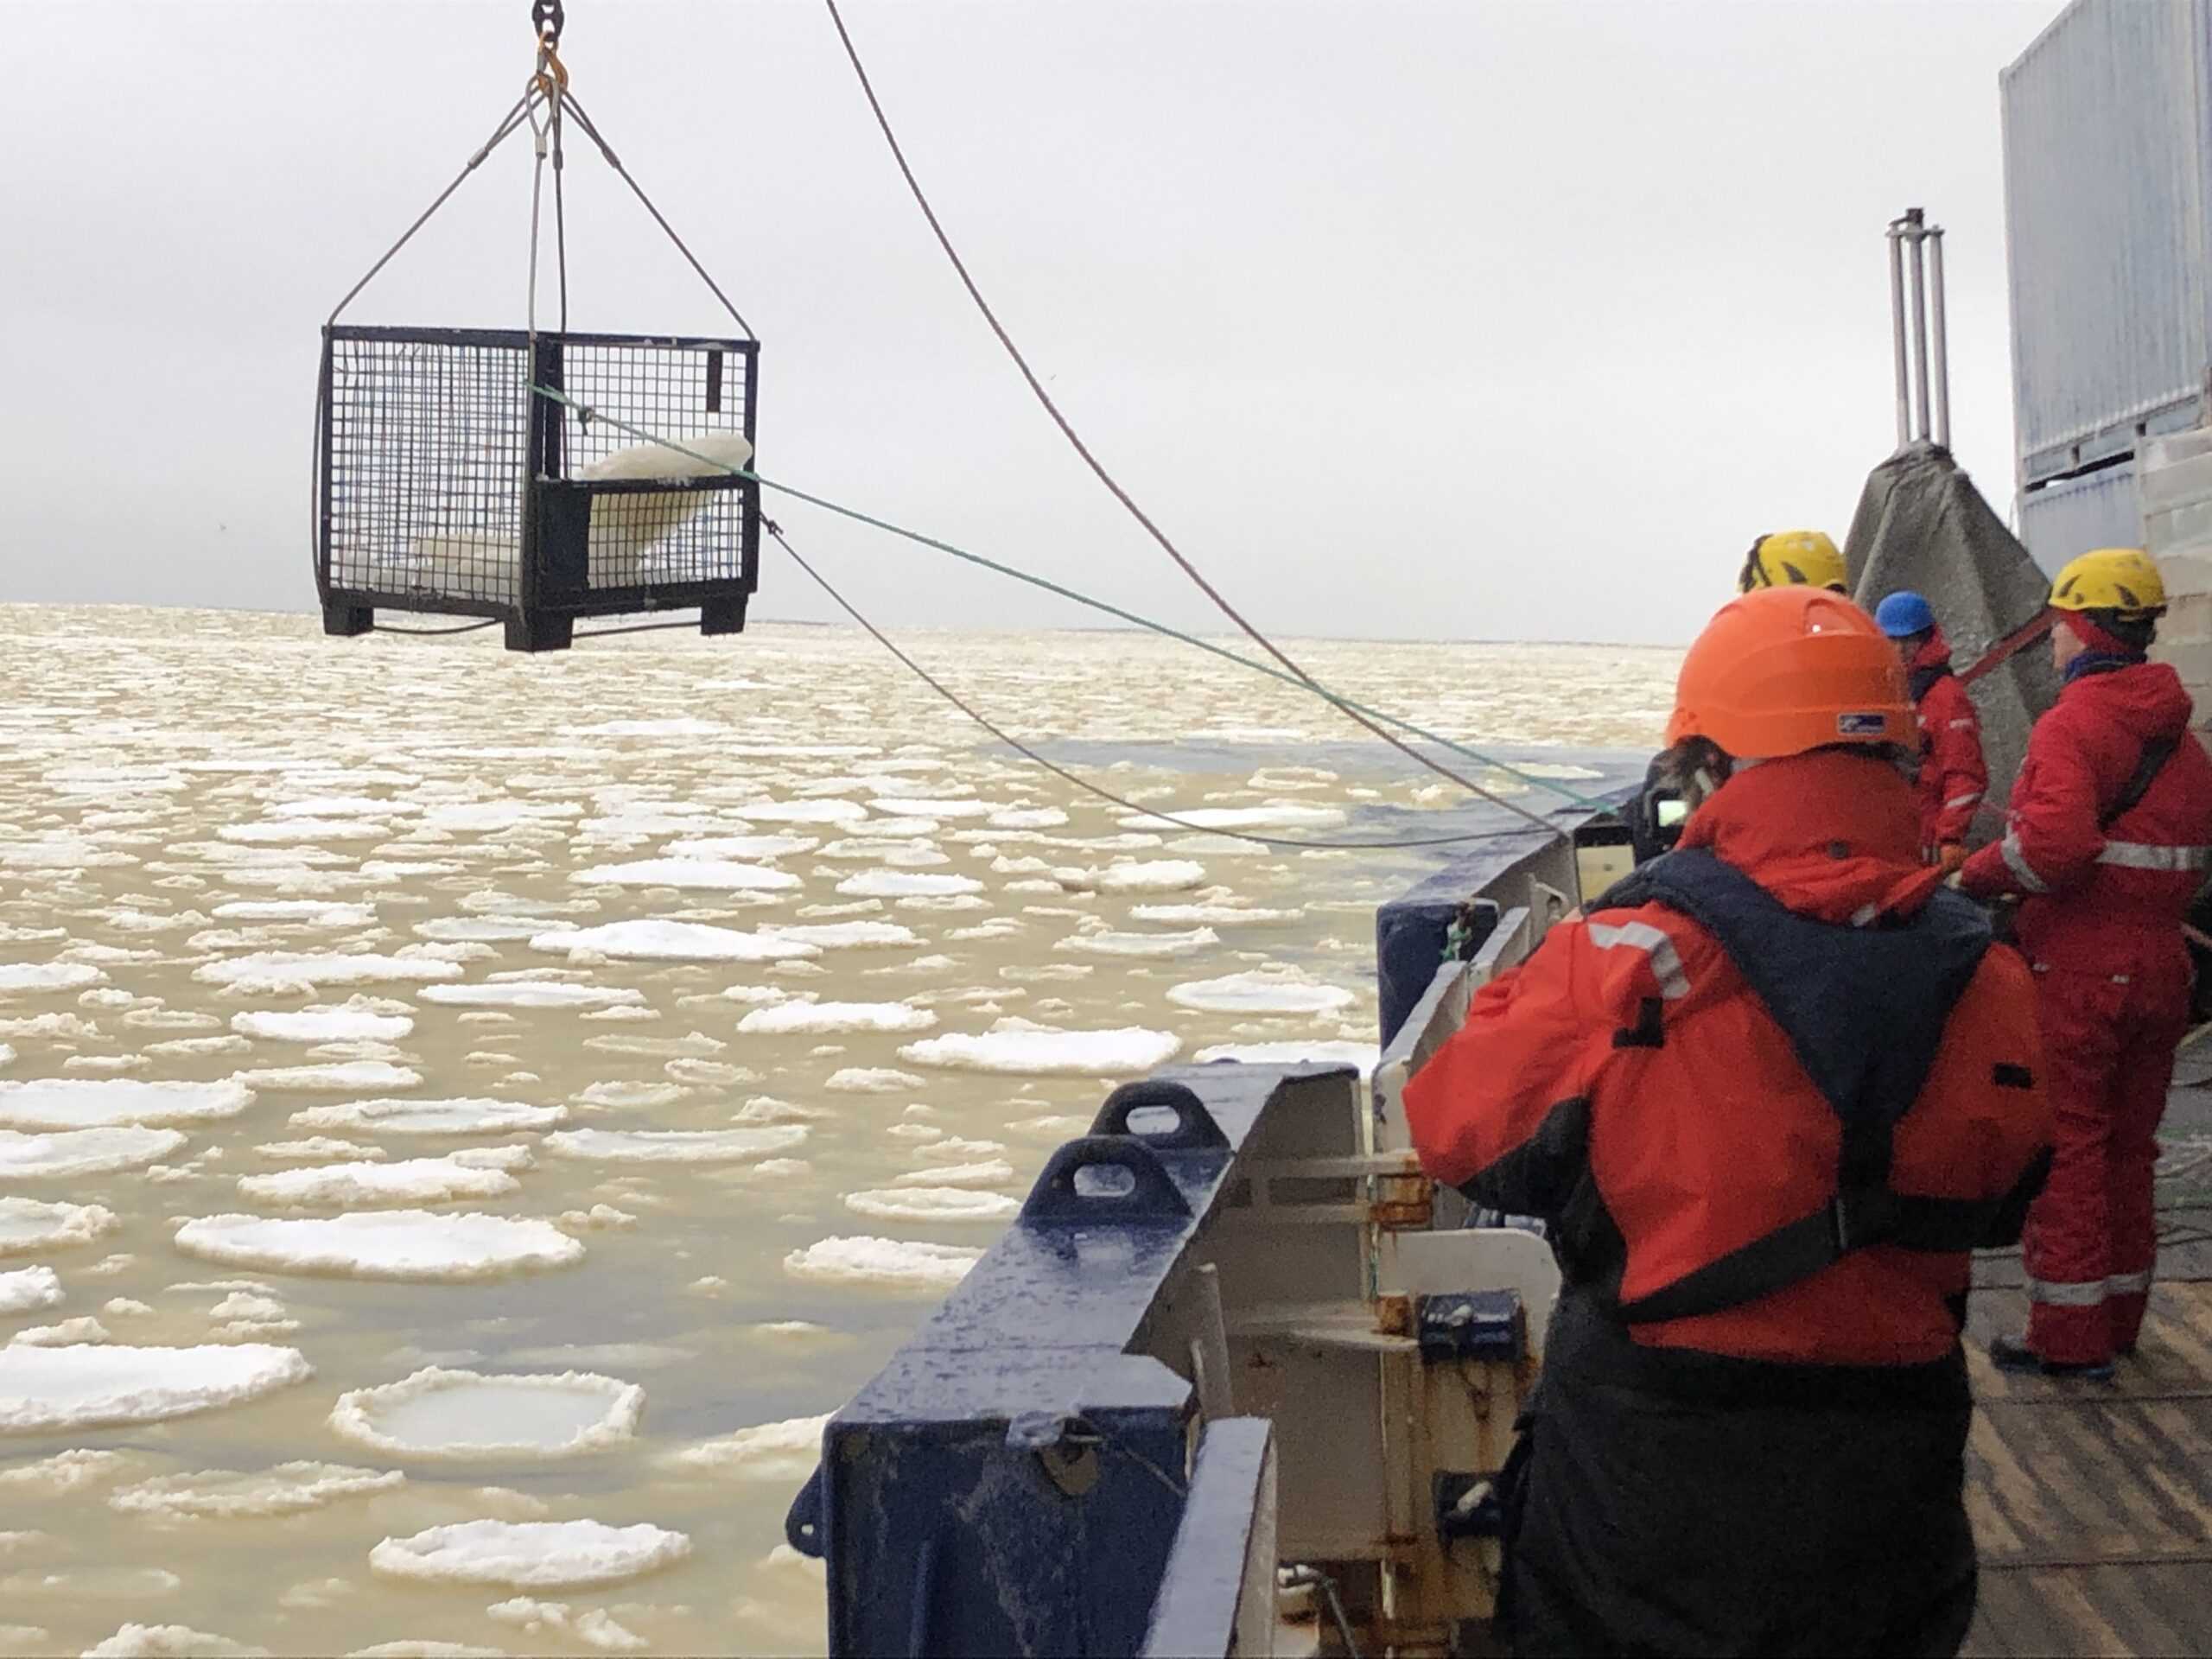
[2004,0,2212,486]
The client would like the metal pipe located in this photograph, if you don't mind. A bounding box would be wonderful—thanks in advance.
[1907,222,1933,445]
[1888,227,1912,449]
[1929,226,1951,449]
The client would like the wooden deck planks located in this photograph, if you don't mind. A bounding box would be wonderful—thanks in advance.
[1963,1277,2212,1656]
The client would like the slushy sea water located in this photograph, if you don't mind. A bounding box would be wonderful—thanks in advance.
[0,604,1675,1656]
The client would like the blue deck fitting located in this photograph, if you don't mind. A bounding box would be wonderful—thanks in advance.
[788,1066,1342,1658]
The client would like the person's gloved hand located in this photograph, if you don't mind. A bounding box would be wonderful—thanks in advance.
[1936,842,1967,876]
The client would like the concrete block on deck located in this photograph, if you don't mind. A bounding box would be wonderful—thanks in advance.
[2159,594,2212,644]
[2140,448,2212,513]
[2149,637,2212,700]
[2144,428,2212,472]
[2148,500,2212,555]
[2153,550,2212,601]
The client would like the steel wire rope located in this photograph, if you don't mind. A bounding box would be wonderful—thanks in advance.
[369,617,503,637]
[766,522,1553,851]
[558,91,754,339]
[527,384,1616,818]
[818,0,1541,829]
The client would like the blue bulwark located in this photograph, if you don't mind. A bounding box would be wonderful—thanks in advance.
[787,1067,1332,1658]
[1140,1419,1279,1659]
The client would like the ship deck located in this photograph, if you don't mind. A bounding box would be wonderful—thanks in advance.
[1962,1038,2212,1656]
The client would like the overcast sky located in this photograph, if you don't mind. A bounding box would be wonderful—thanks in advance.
[0,0,2056,644]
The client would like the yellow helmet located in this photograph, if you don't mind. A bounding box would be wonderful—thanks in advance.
[2050,547,2165,616]
[1738,531,1848,595]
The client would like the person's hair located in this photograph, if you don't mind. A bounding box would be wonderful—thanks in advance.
[1658,735,1911,813]
[2084,607,2157,655]
[1657,736,1732,811]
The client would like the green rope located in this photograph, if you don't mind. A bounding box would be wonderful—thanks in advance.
[531,385,1614,813]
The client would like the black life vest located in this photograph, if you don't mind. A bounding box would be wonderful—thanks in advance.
[1588,848,2024,1325]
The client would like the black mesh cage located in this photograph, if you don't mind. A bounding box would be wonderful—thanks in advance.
[317,325,760,652]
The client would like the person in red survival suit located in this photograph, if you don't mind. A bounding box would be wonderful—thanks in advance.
[1406,586,2053,1657]
[1958,548,2212,1378]
[1875,589,1988,873]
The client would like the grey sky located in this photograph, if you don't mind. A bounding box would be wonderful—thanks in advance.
[1,0,2053,645]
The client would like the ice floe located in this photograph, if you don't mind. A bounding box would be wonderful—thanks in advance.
[0,1198,118,1256]
[664,834,819,860]
[219,818,390,844]
[823,1067,924,1094]
[760,921,920,950]
[659,1413,828,1480]
[0,1078,253,1130]
[370,1519,691,1589]
[1065,860,1207,894]
[415,917,575,944]
[485,1599,645,1653]
[255,1136,385,1160]
[782,1236,982,1292]
[289,1097,567,1135]
[210,900,377,926]
[329,1368,644,1460]
[174,1212,585,1281]
[83,1624,270,1658]
[0,963,107,995]
[0,1342,311,1432]
[573,1081,689,1111]
[1055,926,1220,959]
[232,1060,424,1092]
[892,1160,1015,1187]
[0,1126,188,1180]
[232,1003,415,1043]
[722,798,868,825]
[866,797,994,819]
[899,1018,1181,1076]
[1167,969,1357,1016]
[0,1267,63,1316]
[737,1001,935,1035]
[1128,903,1301,926]
[108,1460,404,1519]
[194,953,463,989]
[543,1128,807,1165]
[834,870,982,899]
[570,859,800,893]
[842,1187,1018,1224]
[10,1317,109,1346]
[423,802,582,833]
[237,1156,522,1209]
[530,921,818,963]
[419,982,648,1011]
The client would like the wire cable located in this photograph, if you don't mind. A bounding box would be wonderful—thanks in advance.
[572,617,705,640]
[559,90,755,339]
[327,89,543,327]
[528,385,1611,819]
[370,618,501,637]
[819,0,1531,823]
[766,522,1552,851]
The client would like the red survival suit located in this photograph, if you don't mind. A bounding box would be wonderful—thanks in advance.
[1960,656,2212,1364]
[1407,752,2051,1656]
[1908,630,1988,859]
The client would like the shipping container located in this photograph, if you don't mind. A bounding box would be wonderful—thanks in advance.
[2002,0,2212,527]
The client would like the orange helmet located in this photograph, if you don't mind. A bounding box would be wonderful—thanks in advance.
[1667,587,1912,760]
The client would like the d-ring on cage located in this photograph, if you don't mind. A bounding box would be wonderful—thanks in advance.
[317,326,760,652]
[313,1,761,652]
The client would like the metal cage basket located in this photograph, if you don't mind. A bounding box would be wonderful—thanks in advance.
[316,325,760,652]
